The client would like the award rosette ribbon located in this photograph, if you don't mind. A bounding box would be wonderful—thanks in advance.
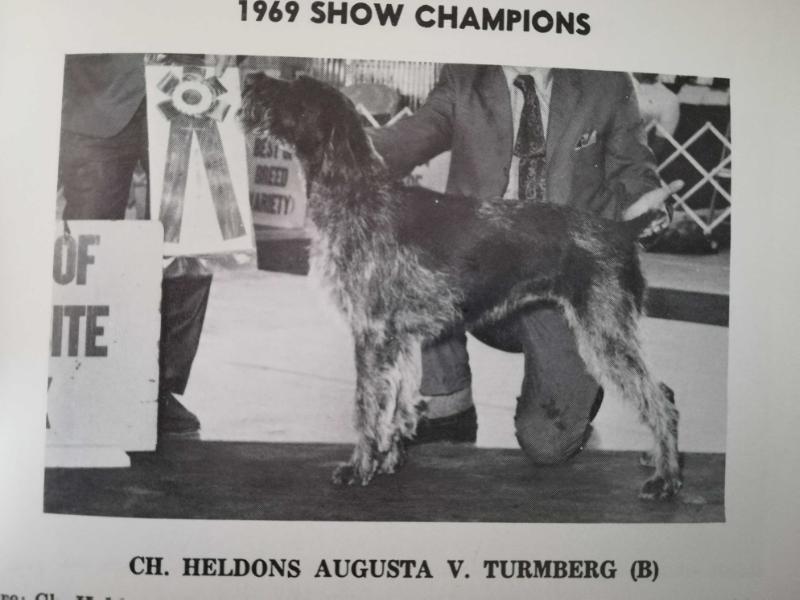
[147,65,254,255]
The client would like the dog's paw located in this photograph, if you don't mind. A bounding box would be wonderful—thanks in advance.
[331,461,376,487]
[639,475,683,501]
[377,444,406,475]
[331,463,357,486]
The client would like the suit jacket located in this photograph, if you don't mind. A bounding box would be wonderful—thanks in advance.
[61,54,147,138]
[371,64,660,219]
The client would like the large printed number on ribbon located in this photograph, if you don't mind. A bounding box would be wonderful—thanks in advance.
[156,66,246,243]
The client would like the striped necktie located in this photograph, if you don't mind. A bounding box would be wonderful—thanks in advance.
[513,75,547,202]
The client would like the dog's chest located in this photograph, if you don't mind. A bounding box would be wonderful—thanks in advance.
[307,234,375,322]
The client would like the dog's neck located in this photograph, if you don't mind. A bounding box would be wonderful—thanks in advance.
[301,143,395,232]
[306,172,393,232]
[301,161,399,296]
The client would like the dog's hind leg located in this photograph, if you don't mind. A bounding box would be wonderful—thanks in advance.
[332,329,415,486]
[563,302,682,500]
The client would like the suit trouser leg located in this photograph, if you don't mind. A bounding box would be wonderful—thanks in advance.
[420,305,599,459]
[419,329,473,418]
[59,104,211,399]
[159,265,212,395]
[514,306,600,464]
[60,109,145,221]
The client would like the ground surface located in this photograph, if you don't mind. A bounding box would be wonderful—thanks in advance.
[44,440,724,522]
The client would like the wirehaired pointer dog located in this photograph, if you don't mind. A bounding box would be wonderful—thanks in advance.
[240,73,682,500]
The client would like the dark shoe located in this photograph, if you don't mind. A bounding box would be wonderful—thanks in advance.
[573,388,605,458]
[158,391,201,434]
[588,387,604,422]
[407,406,477,445]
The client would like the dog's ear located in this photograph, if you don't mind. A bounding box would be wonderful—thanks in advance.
[319,124,362,182]
[318,109,378,189]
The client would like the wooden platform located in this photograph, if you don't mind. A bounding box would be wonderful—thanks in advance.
[44,441,724,523]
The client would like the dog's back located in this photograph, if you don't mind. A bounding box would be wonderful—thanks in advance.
[391,185,646,323]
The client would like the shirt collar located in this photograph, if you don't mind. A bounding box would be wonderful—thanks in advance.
[502,66,553,95]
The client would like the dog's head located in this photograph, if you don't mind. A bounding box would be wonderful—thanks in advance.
[240,73,377,184]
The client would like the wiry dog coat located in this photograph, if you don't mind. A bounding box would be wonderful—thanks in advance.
[240,74,682,500]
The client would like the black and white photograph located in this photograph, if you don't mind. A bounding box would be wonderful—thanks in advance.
[43,54,731,523]
[4,1,800,597]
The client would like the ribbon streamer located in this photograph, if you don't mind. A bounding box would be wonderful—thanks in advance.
[156,67,246,243]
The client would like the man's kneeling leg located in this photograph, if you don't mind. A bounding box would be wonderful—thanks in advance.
[514,306,601,464]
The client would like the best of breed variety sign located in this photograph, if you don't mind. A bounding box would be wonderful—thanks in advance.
[147,65,255,255]
[46,221,163,467]
[246,131,309,229]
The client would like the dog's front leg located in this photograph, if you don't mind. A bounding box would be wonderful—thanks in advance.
[332,329,406,486]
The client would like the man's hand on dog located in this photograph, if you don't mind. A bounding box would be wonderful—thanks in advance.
[624,180,684,221]
[624,180,684,239]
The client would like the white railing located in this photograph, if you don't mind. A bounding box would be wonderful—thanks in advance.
[355,104,413,128]
[649,121,731,234]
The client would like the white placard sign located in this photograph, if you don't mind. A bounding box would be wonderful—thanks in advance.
[247,133,309,229]
[147,65,255,255]
[46,221,163,467]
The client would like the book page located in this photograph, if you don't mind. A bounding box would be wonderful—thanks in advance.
[0,0,798,598]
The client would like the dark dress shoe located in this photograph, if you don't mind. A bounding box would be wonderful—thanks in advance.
[406,406,478,445]
[588,387,604,422]
[158,391,201,434]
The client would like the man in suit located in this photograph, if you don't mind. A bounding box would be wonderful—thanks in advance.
[370,64,680,462]
[59,53,234,434]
